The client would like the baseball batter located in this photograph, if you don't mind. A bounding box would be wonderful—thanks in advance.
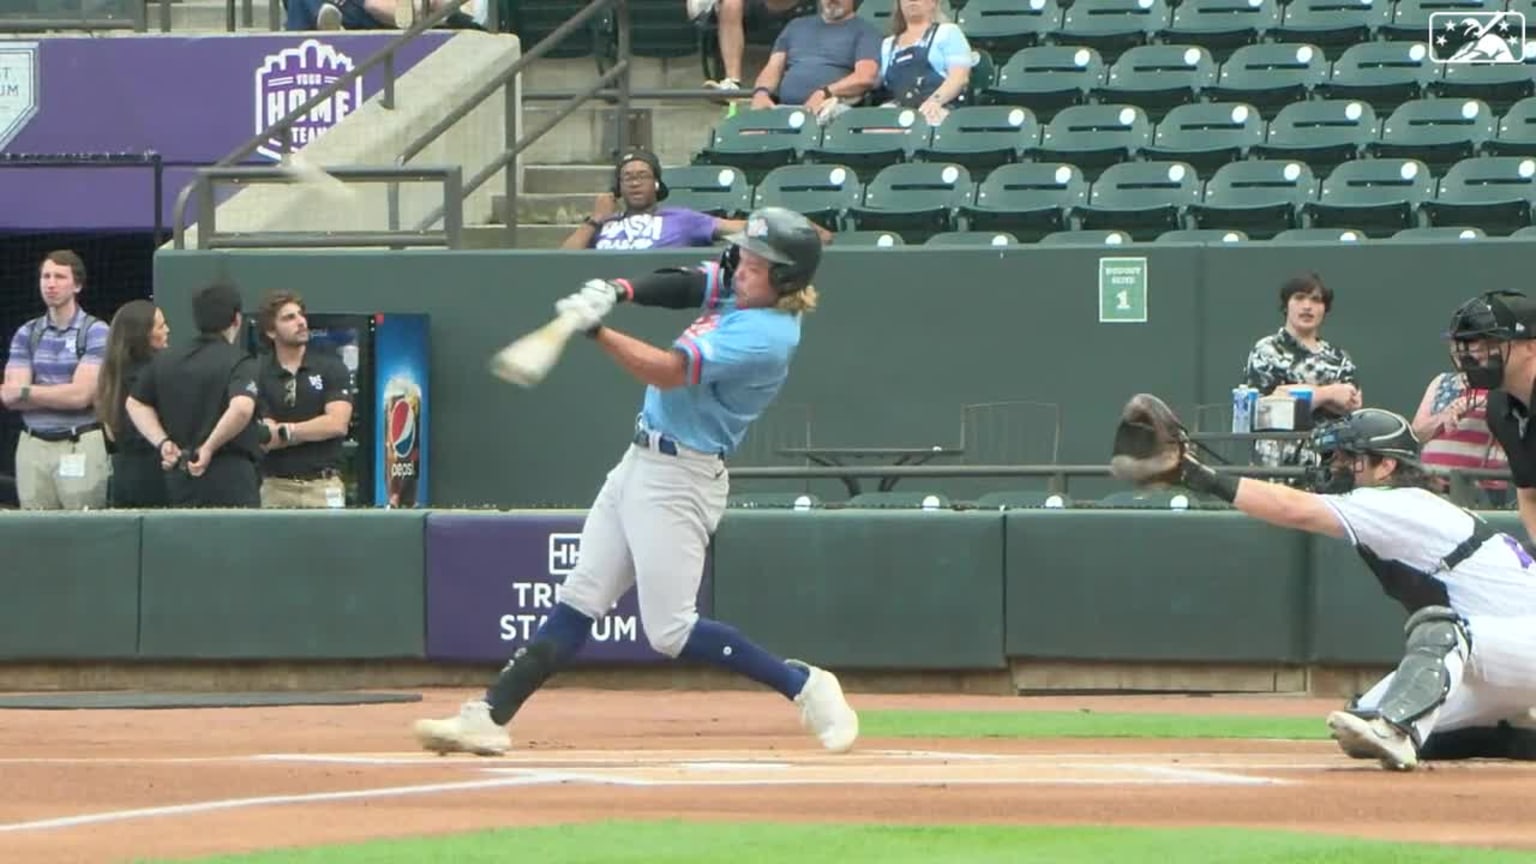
[1113,398,1536,770]
[414,206,858,757]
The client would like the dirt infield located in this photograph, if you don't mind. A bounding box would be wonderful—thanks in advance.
[4,688,1536,863]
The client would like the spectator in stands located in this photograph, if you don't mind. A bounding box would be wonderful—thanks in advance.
[94,300,172,509]
[1242,272,1363,470]
[691,0,808,95]
[284,0,485,31]
[1412,367,1509,507]
[749,0,881,124]
[0,250,112,511]
[875,0,974,126]
[563,148,832,250]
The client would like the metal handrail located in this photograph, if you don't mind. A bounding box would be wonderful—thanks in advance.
[171,164,464,250]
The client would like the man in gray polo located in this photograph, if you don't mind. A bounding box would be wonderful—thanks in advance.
[0,250,112,510]
[748,0,880,123]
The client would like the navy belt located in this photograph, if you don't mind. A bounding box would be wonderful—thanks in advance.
[634,427,681,456]
[26,422,101,443]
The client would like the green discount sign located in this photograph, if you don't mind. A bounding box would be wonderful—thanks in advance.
[1098,257,1148,324]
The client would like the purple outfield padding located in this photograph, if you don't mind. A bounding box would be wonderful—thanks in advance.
[424,513,716,664]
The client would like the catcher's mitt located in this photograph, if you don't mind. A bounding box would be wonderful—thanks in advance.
[1110,393,1191,487]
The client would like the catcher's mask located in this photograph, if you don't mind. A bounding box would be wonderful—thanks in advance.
[1445,291,1534,391]
[1306,408,1421,494]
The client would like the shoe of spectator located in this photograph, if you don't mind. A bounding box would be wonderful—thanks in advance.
[317,2,343,29]
[688,0,719,22]
[705,78,742,104]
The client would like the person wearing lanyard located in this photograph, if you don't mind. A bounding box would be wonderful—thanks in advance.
[877,0,974,125]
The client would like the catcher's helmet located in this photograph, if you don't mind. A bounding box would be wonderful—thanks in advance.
[1311,408,1421,464]
[722,206,823,294]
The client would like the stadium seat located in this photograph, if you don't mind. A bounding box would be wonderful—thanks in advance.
[1368,98,1496,176]
[753,164,863,232]
[1513,225,1536,239]
[1038,229,1135,245]
[917,106,1038,175]
[695,107,822,185]
[1140,102,1266,177]
[1272,227,1369,241]
[1162,0,1281,60]
[726,492,821,509]
[1433,56,1536,116]
[1316,41,1436,115]
[845,491,952,509]
[968,49,998,104]
[988,46,1107,121]
[1034,103,1154,180]
[847,162,974,243]
[926,230,1020,246]
[957,0,1064,57]
[974,489,1070,509]
[1387,226,1487,241]
[1055,0,1172,63]
[624,0,704,59]
[859,0,955,30]
[804,106,932,176]
[1076,160,1202,240]
[1158,228,1250,243]
[1270,0,1391,54]
[1381,0,1503,42]
[662,164,753,217]
[1488,97,1536,157]
[1096,489,1196,509]
[1204,43,1330,119]
[1095,45,1218,120]
[1304,158,1435,235]
[831,230,905,247]
[1251,99,1379,175]
[1187,159,1317,238]
[499,0,609,59]
[960,162,1090,241]
[1421,156,1536,234]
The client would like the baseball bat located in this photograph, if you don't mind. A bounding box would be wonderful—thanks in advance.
[488,311,584,388]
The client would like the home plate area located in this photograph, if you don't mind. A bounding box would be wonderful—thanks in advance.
[253,749,1296,787]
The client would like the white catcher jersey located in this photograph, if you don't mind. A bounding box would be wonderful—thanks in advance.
[1321,486,1536,617]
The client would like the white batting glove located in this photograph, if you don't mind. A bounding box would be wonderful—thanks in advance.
[555,292,606,333]
[578,279,621,317]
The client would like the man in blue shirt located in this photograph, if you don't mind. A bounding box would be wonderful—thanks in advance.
[415,207,859,757]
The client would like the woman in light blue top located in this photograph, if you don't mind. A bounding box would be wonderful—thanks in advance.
[877,0,974,125]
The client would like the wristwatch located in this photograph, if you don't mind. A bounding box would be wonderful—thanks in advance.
[278,424,292,444]
[19,384,30,402]
[819,86,833,100]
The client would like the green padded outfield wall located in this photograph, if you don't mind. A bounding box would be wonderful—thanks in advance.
[0,513,142,659]
[154,241,1520,508]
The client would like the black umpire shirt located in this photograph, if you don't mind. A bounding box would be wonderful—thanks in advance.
[255,347,353,479]
[1486,381,1536,488]
[131,334,262,462]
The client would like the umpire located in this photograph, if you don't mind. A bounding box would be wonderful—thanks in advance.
[124,281,262,508]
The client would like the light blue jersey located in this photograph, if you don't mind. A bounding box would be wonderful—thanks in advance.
[640,261,801,456]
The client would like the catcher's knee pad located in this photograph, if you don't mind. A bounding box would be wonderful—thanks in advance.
[1375,605,1469,735]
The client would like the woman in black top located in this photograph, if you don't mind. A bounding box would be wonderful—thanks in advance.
[94,300,170,508]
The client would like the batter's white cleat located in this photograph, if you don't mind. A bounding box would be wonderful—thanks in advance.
[789,660,859,753]
[1327,710,1418,771]
[413,699,510,757]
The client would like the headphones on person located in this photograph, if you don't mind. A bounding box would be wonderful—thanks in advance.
[612,149,668,201]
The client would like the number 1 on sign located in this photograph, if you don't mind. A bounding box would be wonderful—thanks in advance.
[1116,289,1131,311]
[1098,257,1148,324]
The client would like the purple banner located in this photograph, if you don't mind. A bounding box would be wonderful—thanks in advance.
[0,33,451,230]
[424,513,717,664]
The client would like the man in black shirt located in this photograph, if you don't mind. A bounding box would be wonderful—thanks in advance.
[124,281,261,508]
[252,290,354,508]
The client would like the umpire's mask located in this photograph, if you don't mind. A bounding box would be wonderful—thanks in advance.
[1445,292,1533,391]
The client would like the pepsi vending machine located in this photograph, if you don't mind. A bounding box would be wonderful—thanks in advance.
[244,312,429,507]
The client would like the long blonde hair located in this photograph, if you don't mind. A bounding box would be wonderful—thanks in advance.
[777,284,818,314]
[94,300,159,441]
[889,0,948,36]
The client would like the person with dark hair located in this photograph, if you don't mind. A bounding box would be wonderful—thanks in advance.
[1241,272,1363,470]
[124,281,262,508]
[94,300,171,508]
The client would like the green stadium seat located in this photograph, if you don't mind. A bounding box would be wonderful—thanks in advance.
[695,107,822,185]
[1387,226,1486,241]
[1304,157,1435,235]
[662,164,754,217]
[1271,226,1369,242]
[960,162,1089,240]
[1316,41,1436,116]
[1421,156,1536,234]
[830,230,905,247]
[499,0,609,59]
[804,106,932,176]
[1141,102,1265,176]
[967,49,998,105]
[1488,97,1536,157]
[1055,0,1171,63]
[1187,159,1317,238]
[1096,489,1197,509]
[1368,98,1496,176]
[845,491,953,509]
[1251,99,1379,175]
[860,0,956,30]
[925,230,1020,246]
[624,0,703,58]
[957,0,1063,57]
[1034,103,1154,180]
[1270,0,1391,54]
[1205,43,1329,119]
[1158,228,1250,243]
[1038,228,1136,245]
[988,46,1106,121]
[1095,45,1218,121]
[1076,160,1202,240]
[974,489,1070,509]
[847,162,974,243]
[726,492,821,509]
[1383,0,1502,42]
[917,106,1038,175]
[1162,0,1281,60]
[753,163,862,231]
[1513,225,1536,239]
[1433,55,1536,116]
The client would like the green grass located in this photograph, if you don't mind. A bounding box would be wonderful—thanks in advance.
[148,821,1536,863]
[859,709,1333,740]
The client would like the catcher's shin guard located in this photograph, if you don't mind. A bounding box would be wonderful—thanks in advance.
[1373,605,1469,746]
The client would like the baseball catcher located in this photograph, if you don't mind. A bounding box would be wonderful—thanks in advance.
[1112,394,1536,770]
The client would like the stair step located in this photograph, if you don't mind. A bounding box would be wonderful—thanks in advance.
[524,164,614,195]
[463,223,575,249]
[490,192,597,226]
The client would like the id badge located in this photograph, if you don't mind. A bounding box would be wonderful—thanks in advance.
[58,453,87,479]
[325,485,346,509]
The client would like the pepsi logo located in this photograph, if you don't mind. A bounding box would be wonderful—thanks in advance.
[388,397,417,458]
